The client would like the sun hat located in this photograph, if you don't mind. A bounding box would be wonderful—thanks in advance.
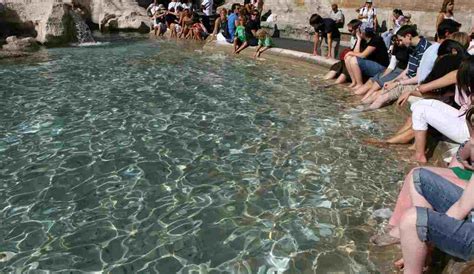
[366,0,373,3]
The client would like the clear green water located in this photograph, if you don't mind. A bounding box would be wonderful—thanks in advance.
[0,35,408,273]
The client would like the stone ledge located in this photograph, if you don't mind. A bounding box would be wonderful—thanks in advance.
[205,40,338,68]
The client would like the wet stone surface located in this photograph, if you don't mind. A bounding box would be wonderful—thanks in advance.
[0,35,411,272]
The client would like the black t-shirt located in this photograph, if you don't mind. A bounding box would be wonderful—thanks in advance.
[314,18,340,39]
[165,13,178,25]
[366,36,389,67]
[245,19,260,41]
[393,46,411,70]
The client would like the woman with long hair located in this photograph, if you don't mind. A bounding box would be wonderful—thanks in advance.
[436,0,455,29]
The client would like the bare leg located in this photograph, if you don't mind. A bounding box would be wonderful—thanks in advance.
[324,70,337,80]
[345,56,357,88]
[395,118,413,135]
[349,56,364,90]
[413,130,428,163]
[354,80,373,95]
[386,129,414,144]
[361,91,379,105]
[235,41,249,54]
[399,208,429,274]
[335,74,347,84]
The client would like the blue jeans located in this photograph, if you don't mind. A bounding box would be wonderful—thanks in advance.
[371,68,403,87]
[414,168,474,261]
[356,57,386,78]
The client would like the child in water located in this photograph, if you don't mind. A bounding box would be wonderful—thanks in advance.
[254,29,273,58]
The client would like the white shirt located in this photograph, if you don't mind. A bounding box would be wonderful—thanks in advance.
[201,0,213,16]
[417,42,440,84]
[468,41,474,55]
[359,7,376,27]
[181,2,192,10]
[147,3,159,15]
[330,9,344,23]
[168,2,182,11]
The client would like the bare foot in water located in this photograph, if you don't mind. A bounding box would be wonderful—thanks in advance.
[394,258,404,270]
[412,153,428,164]
[364,138,390,148]
[352,85,362,91]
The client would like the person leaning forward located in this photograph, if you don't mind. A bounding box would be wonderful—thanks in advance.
[310,13,341,59]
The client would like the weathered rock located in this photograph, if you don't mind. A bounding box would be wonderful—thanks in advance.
[2,0,149,45]
[0,50,29,59]
[2,36,39,51]
[73,0,150,32]
[2,1,74,45]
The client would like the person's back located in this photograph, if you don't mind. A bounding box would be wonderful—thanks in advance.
[228,12,238,40]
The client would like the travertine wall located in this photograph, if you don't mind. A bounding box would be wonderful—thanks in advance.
[264,0,473,39]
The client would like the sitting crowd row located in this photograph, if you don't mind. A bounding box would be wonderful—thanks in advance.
[313,2,474,272]
[146,1,274,58]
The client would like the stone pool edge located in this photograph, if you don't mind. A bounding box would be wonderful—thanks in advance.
[203,40,338,68]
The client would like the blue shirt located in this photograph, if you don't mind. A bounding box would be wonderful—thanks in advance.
[407,37,431,78]
[228,13,238,41]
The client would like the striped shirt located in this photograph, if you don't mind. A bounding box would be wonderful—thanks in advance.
[407,37,431,78]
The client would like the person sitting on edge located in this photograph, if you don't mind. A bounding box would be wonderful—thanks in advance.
[358,0,377,30]
[395,105,474,271]
[359,19,460,113]
[324,19,365,84]
[344,22,389,90]
[330,4,345,29]
[309,13,341,59]
[254,29,273,58]
[356,36,410,101]
[370,107,474,269]
[367,25,431,109]
[227,3,241,42]
[153,6,168,37]
[233,16,249,54]
[210,8,231,42]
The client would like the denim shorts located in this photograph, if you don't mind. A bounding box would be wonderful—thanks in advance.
[356,57,386,77]
[414,168,474,261]
[371,68,403,87]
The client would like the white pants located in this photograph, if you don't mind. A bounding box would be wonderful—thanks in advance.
[411,99,469,143]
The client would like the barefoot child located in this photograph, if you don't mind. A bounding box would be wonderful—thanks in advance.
[233,17,248,54]
[254,29,273,58]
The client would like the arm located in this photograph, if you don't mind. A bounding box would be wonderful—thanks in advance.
[212,18,221,35]
[352,35,362,53]
[347,45,375,58]
[418,70,457,93]
[436,13,444,28]
[446,174,474,220]
[313,32,320,55]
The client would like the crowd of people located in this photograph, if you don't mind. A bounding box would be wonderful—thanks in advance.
[146,0,474,272]
[146,0,272,58]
